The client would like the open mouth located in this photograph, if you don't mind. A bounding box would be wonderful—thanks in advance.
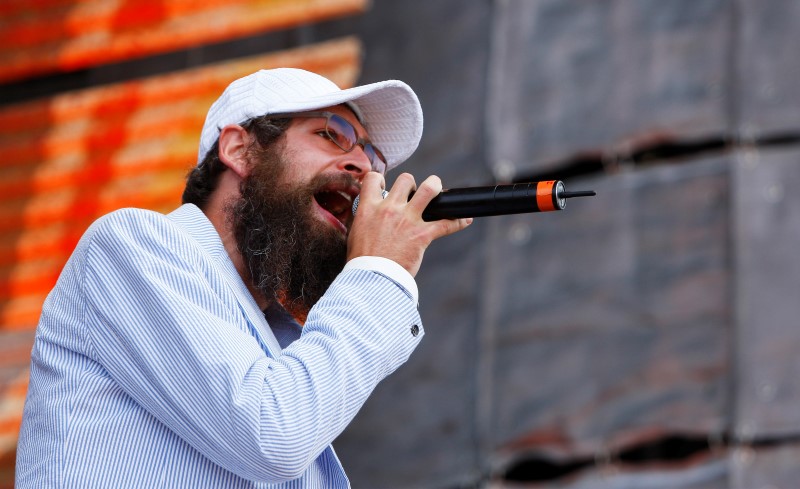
[314,188,355,231]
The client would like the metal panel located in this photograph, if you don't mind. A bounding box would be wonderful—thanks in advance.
[732,147,800,440]
[484,158,732,464]
[730,443,800,489]
[736,0,800,137]
[487,0,732,179]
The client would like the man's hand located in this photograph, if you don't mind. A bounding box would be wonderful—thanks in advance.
[347,172,472,277]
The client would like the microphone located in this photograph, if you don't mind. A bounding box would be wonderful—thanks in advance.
[352,180,596,221]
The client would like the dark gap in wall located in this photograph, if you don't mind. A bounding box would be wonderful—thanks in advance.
[0,69,96,107]
[733,431,800,449]
[615,434,712,463]
[503,455,594,483]
[511,154,607,184]
[501,431,800,484]
[512,131,800,185]
[751,131,800,149]
[632,136,732,165]
[502,433,713,483]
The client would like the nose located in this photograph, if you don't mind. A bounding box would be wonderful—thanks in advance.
[337,145,373,176]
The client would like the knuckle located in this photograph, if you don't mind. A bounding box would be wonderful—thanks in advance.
[396,172,416,185]
[442,219,462,235]
[367,171,385,186]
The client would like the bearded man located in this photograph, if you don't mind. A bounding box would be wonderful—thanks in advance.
[16,68,472,488]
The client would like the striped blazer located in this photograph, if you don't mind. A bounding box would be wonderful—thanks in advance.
[17,204,424,488]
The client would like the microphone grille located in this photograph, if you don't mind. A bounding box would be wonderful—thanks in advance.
[352,189,390,216]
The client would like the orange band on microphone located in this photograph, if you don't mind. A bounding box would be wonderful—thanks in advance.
[536,181,557,212]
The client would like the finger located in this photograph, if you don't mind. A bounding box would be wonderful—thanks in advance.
[359,171,387,204]
[385,173,417,204]
[406,175,443,214]
[432,217,473,239]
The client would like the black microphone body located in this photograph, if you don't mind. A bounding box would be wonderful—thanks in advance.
[352,180,595,221]
[421,181,564,221]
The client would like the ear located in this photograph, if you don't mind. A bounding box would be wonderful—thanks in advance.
[217,124,251,179]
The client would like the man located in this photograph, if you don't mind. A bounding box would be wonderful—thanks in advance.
[16,68,472,487]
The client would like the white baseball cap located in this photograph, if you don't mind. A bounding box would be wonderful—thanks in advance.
[197,67,423,171]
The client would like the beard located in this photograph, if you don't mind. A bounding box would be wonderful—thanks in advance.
[227,149,352,321]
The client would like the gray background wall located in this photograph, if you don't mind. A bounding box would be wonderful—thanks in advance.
[332,1,800,488]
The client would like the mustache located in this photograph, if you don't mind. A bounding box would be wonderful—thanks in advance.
[310,172,360,194]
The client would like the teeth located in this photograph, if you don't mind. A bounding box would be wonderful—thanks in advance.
[336,190,353,203]
[315,189,355,218]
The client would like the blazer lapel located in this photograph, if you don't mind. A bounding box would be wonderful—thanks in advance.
[168,204,283,357]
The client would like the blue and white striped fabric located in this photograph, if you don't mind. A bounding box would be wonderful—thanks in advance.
[16,204,424,488]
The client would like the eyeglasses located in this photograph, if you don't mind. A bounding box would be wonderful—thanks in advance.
[275,111,387,174]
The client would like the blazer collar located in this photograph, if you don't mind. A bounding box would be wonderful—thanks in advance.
[168,204,283,356]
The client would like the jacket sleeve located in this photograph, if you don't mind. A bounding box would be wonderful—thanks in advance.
[81,209,424,482]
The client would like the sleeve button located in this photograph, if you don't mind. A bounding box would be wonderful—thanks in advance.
[410,324,420,337]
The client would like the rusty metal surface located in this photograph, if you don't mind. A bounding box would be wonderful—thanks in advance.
[483,157,732,462]
[487,0,732,179]
[337,0,800,476]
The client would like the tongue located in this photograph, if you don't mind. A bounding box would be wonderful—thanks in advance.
[316,191,349,216]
